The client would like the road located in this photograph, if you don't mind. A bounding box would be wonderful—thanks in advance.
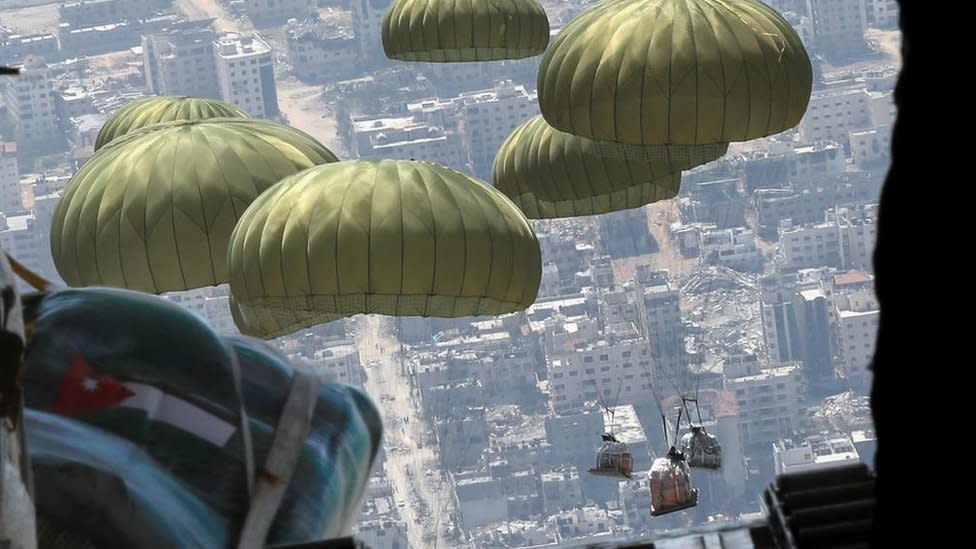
[354,315,459,549]
[276,78,347,156]
[174,0,252,33]
[612,201,700,285]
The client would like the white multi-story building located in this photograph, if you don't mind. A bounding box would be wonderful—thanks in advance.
[540,467,583,514]
[214,33,279,119]
[300,343,363,386]
[0,143,20,214]
[726,363,805,448]
[0,213,51,280]
[773,433,861,475]
[634,269,687,384]
[849,126,891,168]
[538,263,561,299]
[142,24,220,98]
[547,334,657,414]
[203,291,237,335]
[799,87,873,145]
[780,221,841,271]
[779,203,877,272]
[789,143,845,182]
[700,226,762,271]
[868,90,896,128]
[4,57,60,154]
[351,0,392,63]
[162,287,209,319]
[835,204,877,272]
[350,115,466,169]
[459,81,538,179]
[865,0,898,28]
[834,291,879,388]
[806,0,868,61]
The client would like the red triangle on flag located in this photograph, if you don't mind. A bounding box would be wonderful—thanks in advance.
[51,353,135,415]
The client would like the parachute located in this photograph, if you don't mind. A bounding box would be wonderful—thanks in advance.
[50,118,339,294]
[492,115,729,218]
[228,159,542,339]
[94,96,251,151]
[382,0,550,62]
[537,0,812,145]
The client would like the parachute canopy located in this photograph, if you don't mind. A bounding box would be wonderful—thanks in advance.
[537,0,812,145]
[51,118,339,294]
[382,0,550,62]
[94,96,251,151]
[229,294,344,346]
[492,115,729,218]
[228,159,542,339]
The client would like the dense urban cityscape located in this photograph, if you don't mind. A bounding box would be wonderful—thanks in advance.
[0,0,895,547]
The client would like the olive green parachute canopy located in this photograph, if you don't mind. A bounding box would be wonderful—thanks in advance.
[537,0,812,146]
[229,294,346,341]
[51,118,339,294]
[492,115,729,218]
[228,159,542,339]
[94,96,251,151]
[382,0,550,62]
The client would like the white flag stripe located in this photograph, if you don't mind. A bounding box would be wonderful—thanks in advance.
[119,383,236,446]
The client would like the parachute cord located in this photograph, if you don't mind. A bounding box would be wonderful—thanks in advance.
[672,407,683,448]
[4,252,54,291]
[679,395,694,429]
[225,341,256,499]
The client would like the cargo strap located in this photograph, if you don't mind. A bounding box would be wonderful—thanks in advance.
[236,371,319,549]
[227,342,256,499]
[2,253,53,292]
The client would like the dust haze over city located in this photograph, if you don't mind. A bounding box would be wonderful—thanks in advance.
[0,0,895,547]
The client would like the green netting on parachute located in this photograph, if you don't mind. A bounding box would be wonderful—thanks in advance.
[386,47,547,62]
[591,140,729,164]
[492,116,729,217]
[511,174,681,219]
[237,293,529,339]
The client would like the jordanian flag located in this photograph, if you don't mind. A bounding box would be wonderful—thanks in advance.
[52,353,236,446]
[50,352,251,518]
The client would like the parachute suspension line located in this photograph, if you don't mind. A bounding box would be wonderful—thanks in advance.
[678,394,695,429]
[225,342,256,499]
[693,397,704,426]
[672,407,683,448]
[660,413,669,446]
[4,252,54,291]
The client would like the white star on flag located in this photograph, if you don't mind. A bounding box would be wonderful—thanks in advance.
[81,377,99,392]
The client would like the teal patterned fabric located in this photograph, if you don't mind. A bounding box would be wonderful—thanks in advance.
[22,287,382,545]
[27,409,231,549]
